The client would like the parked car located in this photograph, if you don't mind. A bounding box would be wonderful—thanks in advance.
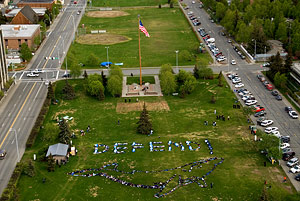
[290,165,300,173]
[259,76,266,82]
[245,100,257,106]
[265,84,274,91]
[289,111,298,119]
[260,120,274,127]
[235,83,244,88]
[281,136,291,143]
[283,152,295,161]
[283,148,293,154]
[227,39,232,43]
[295,174,300,181]
[271,130,281,138]
[27,72,39,77]
[287,157,299,167]
[257,74,263,79]
[263,62,270,67]
[280,143,290,149]
[271,90,279,96]
[264,127,278,134]
[276,95,282,101]
[254,111,266,117]
[254,106,265,113]
[0,149,7,160]
[285,107,293,112]
[231,60,236,65]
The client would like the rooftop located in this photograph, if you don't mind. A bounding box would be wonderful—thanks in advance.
[46,143,69,157]
[1,24,40,38]
[18,0,54,3]
[5,7,46,17]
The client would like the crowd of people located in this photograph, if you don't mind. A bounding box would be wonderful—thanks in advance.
[94,144,109,154]
[205,139,213,155]
[67,157,225,198]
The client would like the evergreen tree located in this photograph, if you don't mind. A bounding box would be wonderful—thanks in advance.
[58,119,71,145]
[83,70,88,79]
[47,154,55,172]
[283,50,293,74]
[137,103,152,135]
[23,160,35,177]
[193,65,199,79]
[62,80,76,100]
[47,82,55,102]
[218,71,223,87]
[260,184,269,201]
[99,86,105,101]
[179,86,186,98]
[101,71,108,87]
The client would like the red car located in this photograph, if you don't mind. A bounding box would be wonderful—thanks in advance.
[74,1,77,4]
[253,106,265,113]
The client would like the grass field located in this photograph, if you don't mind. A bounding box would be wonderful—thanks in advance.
[16,78,299,200]
[91,0,167,7]
[66,7,211,69]
[127,76,155,85]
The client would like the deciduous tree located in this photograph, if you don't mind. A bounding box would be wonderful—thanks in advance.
[160,71,177,95]
[107,75,122,97]
[20,43,32,62]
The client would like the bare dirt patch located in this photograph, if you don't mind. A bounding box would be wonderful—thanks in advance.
[86,11,129,18]
[76,33,131,45]
[116,101,170,113]
[88,186,100,198]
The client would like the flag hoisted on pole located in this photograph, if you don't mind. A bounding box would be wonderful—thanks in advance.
[138,17,150,86]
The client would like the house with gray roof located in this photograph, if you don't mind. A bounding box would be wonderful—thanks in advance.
[46,143,69,164]
[11,5,39,24]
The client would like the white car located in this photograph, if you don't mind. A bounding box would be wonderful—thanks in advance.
[260,120,274,127]
[242,95,254,101]
[289,111,298,119]
[231,60,236,65]
[26,73,39,77]
[271,130,281,138]
[232,78,241,84]
[245,100,257,106]
[45,57,48,60]
[188,11,193,15]
[280,143,290,149]
[33,69,44,73]
[290,165,300,173]
[217,57,226,62]
[264,127,278,134]
[235,83,244,88]
[192,1,195,3]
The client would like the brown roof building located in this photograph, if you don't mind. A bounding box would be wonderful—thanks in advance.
[11,5,39,24]
[1,24,40,50]
[17,0,55,10]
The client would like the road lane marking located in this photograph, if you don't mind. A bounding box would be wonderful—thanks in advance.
[24,117,26,121]
[0,82,37,149]
[34,83,43,101]
[19,72,24,80]
[1,123,4,128]
[18,128,20,132]
[29,107,31,111]
[11,139,14,144]
[42,37,62,69]
[63,11,75,31]
[23,82,29,91]
[14,104,16,107]
[12,73,16,78]
[56,71,59,79]
[8,113,11,117]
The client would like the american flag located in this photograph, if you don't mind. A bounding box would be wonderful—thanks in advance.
[139,20,150,37]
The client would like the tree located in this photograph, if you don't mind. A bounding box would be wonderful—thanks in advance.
[181,75,197,94]
[273,72,281,88]
[86,53,100,67]
[260,184,269,201]
[47,154,55,172]
[159,64,173,77]
[218,71,223,87]
[33,35,41,48]
[109,66,123,80]
[176,70,190,86]
[107,75,122,97]
[170,0,176,8]
[83,70,88,79]
[263,19,275,38]
[160,71,177,95]
[47,82,55,102]
[275,22,287,42]
[179,50,192,62]
[58,119,71,145]
[85,74,105,100]
[70,63,82,78]
[99,86,105,101]
[211,95,216,103]
[101,71,108,87]
[137,103,152,135]
[283,50,293,74]
[221,10,235,35]
[23,160,35,177]
[20,43,33,62]
[62,80,76,100]
[236,21,252,43]
[216,2,227,21]
[193,65,199,79]
[198,67,213,79]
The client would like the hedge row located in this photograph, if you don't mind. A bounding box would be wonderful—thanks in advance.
[0,163,22,201]
[26,96,51,148]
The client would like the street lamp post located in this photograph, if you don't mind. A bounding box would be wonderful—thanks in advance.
[9,128,20,162]
[264,46,266,67]
[254,39,256,60]
[227,48,230,72]
[175,50,179,74]
[70,15,76,43]
[105,46,109,67]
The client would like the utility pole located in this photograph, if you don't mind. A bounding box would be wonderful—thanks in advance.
[175,50,179,74]
[105,46,109,67]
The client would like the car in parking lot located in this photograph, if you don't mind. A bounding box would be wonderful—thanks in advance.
[295,174,300,181]
[245,100,257,106]
[264,127,278,133]
[283,148,293,154]
[231,60,236,65]
[27,72,39,77]
[287,157,299,167]
[240,55,246,59]
[235,83,244,88]
[253,106,265,113]
[271,130,281,138]
[285,106,293,112]
[276,95,282,101]
[289,111,298,119]
[271,90,278,96]
[192,1,195,3]
[227,73,238,80]
[281,136,291,143]
[260,120,273,127]
[283,152,295,161]
[232,78,241,84]
[290,165,300,173]
[280,143,290,149]
[254,110,266,117]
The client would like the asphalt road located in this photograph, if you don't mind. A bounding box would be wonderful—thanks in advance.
[0,0,86,195]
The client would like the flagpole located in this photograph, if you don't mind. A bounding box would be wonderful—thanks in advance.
[138,15,142,86]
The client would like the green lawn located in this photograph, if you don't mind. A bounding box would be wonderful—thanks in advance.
[91,0,168,7]
[127,76,155,84]
[16,78,299,200]
[66,7,211,69]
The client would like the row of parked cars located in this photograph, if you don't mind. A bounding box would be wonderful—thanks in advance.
[232,45,246,60]
[187,11,201,26]
[198,28,226,63]
[257,74,274,91]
